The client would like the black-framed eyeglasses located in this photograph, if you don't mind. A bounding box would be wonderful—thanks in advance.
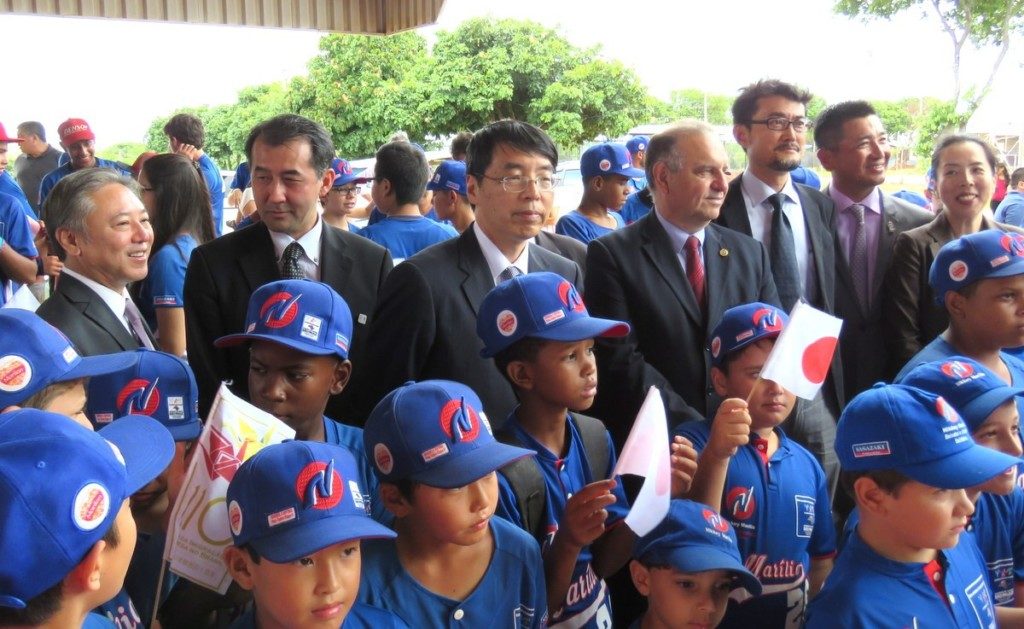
[332,186,359,197]
[480,174,556,193]
[747,116,812,132]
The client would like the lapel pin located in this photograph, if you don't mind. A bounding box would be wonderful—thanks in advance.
[719,248,729,257]
[887,220,895,234]
[357,314,367,324]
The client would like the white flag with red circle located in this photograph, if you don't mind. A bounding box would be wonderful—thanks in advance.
[612,386,672,536]
[759,301,842,400]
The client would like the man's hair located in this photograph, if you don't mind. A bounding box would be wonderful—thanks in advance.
[1011,168,1024,189]
[450,131,474,161]
[491,336,549,390]
[141,153,216,253]
[813,100,877,150]
[839,469,912,503]
[163,113,205,149]
[245,114,335,177]
[20,379,84,411]
[0,521,119,627]
[731,79,813,126]
[644,120,716,193]
[374,142,430,207]
[16,121,45,142]
[42,169,141,260]
[931,134,998,178]
[466,120,558,181]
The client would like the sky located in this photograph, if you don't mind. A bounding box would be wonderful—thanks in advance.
[4,0,1024,148]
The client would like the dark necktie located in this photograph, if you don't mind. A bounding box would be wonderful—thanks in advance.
[281,242,304,280]
[498,265,522,284]
[848,203,870,310]
[124,299,155,350]
[767,193,800,311]
[684,236,705,312]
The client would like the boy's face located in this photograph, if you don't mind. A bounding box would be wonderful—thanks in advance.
[98,499,138,605]
[248,341,349,438]
[248,540,361,629]
[42,380,91,431]
[398,473,498,547]
[953,275,1024,349]
[630,562,733,629]
[711,339,795,432]
[874,479,974,556]
[971,400,1022,496]
[131,441,189,531]
[322,186,358,218]
[592,175,632,211]
[514,339,598,412]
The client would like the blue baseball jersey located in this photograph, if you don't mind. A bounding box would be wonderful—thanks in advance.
[496,411,628,628]
[806,528,997,628]
[358,215,457,263]
[323,416,388,524]
[84,612,117,628]
[198,154,225,236]
[38,158,132,205]
[970,488,1024,607]
[138,234,197,330]
[673,421,836,629]
[0,192,38,306]
[627,176,647,193]
[94,588,143,628]
[0,171,35,220]
[619,191,652,225]
[358,516,547,629]
[230,162,250,191]
[229,602,410,628]
[555,210,625,245]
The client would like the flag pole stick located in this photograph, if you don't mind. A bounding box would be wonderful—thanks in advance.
[150,560,168,628]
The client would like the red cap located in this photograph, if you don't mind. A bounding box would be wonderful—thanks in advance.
[58,118,95,146]
[0,123,22,143]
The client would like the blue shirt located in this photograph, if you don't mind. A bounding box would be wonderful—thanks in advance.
[359,516,547,629]
[323,416,388,524]
[995,191,1024,228]
[807,528,997,628]
[230,162,250,191]
[496,411,627,628]
[94,589,143,628]
[0,171,35,220]
[619,191,652,225]
[628,175,647,193]
[555,210,624,245]
[138,233,197,331]
[674,420,836,629]
[198,154,225,236]
[38,159,132,206]
[971,488,1024,607]
[358,215,457,263]
[84,612,117,628]
[229,602,410,629]
[0,192,38,306]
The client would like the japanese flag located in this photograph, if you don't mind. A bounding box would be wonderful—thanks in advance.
[760,301,843,400]
[612,386,672,536]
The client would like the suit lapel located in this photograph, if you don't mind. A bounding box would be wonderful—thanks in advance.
[319,225,352,293]
[926,214,952,259]
[60,274,137,350]
[796,185,831,306]
[238,224,284,292]
[458,228,495,317]
[703,226,725,320]
[720,178,753,235]
[875,194,899,298]
[640,213,702,325]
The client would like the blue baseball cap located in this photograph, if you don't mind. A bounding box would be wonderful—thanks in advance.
[929,230,1024,305]
[901,357,1024,431]
[580,143,645,180]
[226,441,394,563]
[85,349,201,440]
[625,136,650,156]
[789,166,821,188]
[835,383,1020,489]
[426,160,467,196]
[363,380,534,488]
[477,272,629,358]
[708,302,788,368]
[0,309,137,409]
[634,500,762,595]
[330,158,368,188]
[215,279,353,359]
[0,409,173,608]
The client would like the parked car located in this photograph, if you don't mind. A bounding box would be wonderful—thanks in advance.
[551,160,582,221]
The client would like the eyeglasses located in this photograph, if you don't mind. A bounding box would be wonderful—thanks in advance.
[747,116,812,132]
[332,186,359,197]
[480,175,556,193]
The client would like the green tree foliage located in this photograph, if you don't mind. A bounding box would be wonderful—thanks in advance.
[871,99,914,138]
[667,89,733,125]
[914,100,967,161]
[97,142,149,165]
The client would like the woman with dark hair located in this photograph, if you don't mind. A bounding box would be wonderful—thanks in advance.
[136,153,216,356]
[883,135,1024,376]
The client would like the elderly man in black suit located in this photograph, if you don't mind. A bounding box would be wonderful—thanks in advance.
[184,114,392,420]
[585,120,779,446]
[37,169,157,355]
[350,120,582,426]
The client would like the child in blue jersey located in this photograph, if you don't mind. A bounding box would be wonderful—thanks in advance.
[630,499,762,629]
[0,409,174,629]
[321,158,367,234]
[476,271,698,628]
[0,190,39,306]
[214,278,385,522]
[555,143,640,244]
[806,384,1024,628]
[223,441,406,629]
[359,379,547,628]
[359,142,457,262]
[676,302,836,628]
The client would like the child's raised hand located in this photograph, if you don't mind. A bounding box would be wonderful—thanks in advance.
[670,435,699,498]
[707,398,751,460]
[558,479,618,550]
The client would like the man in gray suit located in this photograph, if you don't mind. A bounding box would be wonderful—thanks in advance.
[815,101,932,399]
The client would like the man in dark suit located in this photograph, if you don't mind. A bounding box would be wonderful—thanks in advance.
[350,120,582,426]
[815,101,932,398]
[184,114,392,421]
[586,121,779,446]
[38,168,157,355]
[716,79,842,499]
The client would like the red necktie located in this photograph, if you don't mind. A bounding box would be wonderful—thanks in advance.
[684,236,705,311]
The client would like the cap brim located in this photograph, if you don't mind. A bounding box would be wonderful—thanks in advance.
[334,175,369,187]
[63,351,139,381]
[618,166,646,178]
[479,317,630,358]
[166,420,202,442]
[252,513,396,563]
[214,333,340,357]
[900,443,1020,489]
[97,415,175,495]
[959,387,1024,430]
[659,546,762,595]
[411,442,535,489]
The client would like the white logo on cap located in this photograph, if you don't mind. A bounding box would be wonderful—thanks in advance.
[62,346,79,364]
[599,159,612,172]
[497,310,518,337]
[228,500,244,536]
[167,396,185,420]
[348,480,366,512]
[72,483,110,531]
[0,355,32,393]
[374,443,394,474]
[300,315,322,341]
[949,260,969,282]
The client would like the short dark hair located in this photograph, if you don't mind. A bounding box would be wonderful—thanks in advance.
[16,121,45,142]
[42,169,141,260]
[450,131,474,161]
[389,478,419,503]
[466,120,558,181]
[492,336,549,389]
[374,142,430,207]
[245,114,335,177]
[731,79,813,126]
[1011,168,1024,188]
[813,101,877,150]
[163,113,206,149]
[140,153,216,254]
[839,469,912,503]
[931,134,998,178]
[0,521,119,627]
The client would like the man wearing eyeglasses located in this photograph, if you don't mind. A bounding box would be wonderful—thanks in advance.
[717,79,844,506]
[350,119,583,427]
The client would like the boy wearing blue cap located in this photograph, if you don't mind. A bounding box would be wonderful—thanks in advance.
[427,160,474,234]
[630,499,762,629]
[0,409,174,629]
[359,379,547,628]
[676,302,836,628]
[321,158,368,234]
[555,142,642,244]
[806,384,1024,627]
[624,136,649,193]
[223,441,405,629]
